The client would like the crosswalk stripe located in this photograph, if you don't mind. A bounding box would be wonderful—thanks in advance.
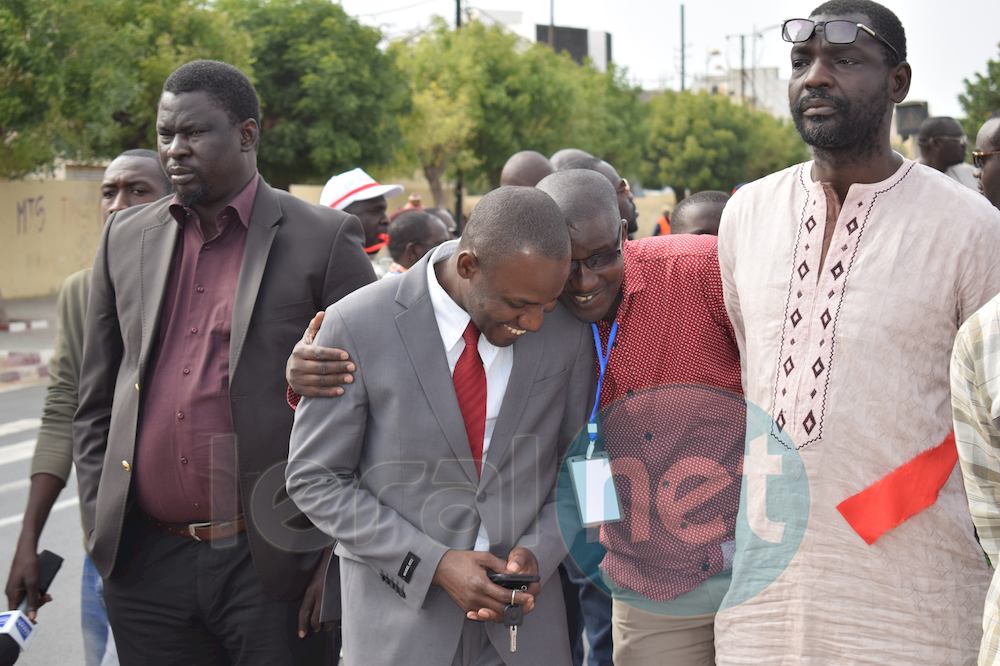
[0,496,78,529]
[0,439,36,466]
[0,418,40,438]
[0,478,29,494]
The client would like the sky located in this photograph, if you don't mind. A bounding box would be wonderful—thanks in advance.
[337,0,999,119]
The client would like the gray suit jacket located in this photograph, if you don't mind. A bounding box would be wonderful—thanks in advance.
[286,246,594,665]
[73,180,376,601]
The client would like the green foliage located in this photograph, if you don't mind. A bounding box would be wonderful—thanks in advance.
[390,19,646,200]
[641,91,807,193]
[564,64,646,180]
[0,0,249,178]
[223,0,407,187]
[959,44,1000,140]
[3,3,804,194]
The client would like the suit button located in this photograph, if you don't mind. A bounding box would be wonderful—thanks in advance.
[134,383,140,391]
[121,460,131,472]
[476,492,486,503]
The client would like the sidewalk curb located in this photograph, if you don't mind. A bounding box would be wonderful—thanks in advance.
[0,349,53,387]
[0,319,50,333]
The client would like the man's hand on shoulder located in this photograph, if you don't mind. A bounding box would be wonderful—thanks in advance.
[432,550,536,623]
[286,311,357,399]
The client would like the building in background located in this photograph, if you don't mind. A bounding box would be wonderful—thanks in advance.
[689,66,790,119]
[470,8,612,72]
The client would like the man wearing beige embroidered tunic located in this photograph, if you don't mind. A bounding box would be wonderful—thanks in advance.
[716,1,1000,663]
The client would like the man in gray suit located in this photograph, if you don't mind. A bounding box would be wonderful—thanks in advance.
[286,186,593,665]
[73,60,374,664]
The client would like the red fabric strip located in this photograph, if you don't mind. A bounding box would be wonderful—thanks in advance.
[328,182,382,210]
[365,232,389,256]
[836,431,958,545]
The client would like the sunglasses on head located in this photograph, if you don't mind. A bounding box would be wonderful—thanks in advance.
[973,150,1000,169]
[781,18,900,62]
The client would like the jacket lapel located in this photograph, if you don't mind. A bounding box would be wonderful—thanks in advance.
[479,331,543,489]
[394,253,480,485]
[230,181,281,375]
[138,206,180,374]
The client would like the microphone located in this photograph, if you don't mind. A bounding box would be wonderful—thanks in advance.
[0,550,64,666]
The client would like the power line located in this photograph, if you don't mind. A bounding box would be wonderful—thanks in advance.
[356,0,440,18]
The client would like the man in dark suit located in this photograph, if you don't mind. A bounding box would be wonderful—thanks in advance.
[72,60,374,665]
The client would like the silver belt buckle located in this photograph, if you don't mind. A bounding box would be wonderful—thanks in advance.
[187,521,213,541]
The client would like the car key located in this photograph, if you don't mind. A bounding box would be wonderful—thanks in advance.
[503,602,523,652]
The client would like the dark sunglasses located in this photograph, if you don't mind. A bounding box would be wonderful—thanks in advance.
[570,236,623,275]
[973,150,1000,169]
[781,18,900,62]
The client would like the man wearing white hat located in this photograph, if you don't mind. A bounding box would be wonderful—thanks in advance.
[321,168,403,278]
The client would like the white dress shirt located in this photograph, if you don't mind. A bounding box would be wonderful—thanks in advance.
[426,241,513,551]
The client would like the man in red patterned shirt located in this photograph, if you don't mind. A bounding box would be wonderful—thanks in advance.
[288,171,743,665]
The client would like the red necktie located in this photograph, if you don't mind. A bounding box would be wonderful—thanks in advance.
[453,321,486,475]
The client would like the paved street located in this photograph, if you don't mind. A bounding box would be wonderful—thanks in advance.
[0,383,86,665]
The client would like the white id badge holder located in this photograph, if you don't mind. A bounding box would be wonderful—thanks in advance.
[567,448,622,527]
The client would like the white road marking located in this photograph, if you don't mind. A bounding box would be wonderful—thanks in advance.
[0,439,36,466]
[0,478,29,494]
[0,418,40,438]
[0,496,78,529]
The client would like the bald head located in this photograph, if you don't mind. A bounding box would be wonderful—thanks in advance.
[536,169,619,233]
[550,148,594,171]
[918,116,964,144]
[670,190,729,236]
[460,187,569,268]
[500,150,554,187]
[918,116,967,171]
[975,115,1000,210]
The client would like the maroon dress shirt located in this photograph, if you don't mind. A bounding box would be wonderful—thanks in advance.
[134,174,259,523]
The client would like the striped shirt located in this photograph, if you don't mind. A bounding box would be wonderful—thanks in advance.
[952,295,1000,665]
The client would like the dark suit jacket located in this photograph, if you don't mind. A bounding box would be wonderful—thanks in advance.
[73,179,375,601]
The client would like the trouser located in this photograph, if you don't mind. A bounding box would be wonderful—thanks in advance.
[103,514,326,666]
[450,619,505,666]
[611,600,715,666]
[562,559,614,666]
[81,553,118,666]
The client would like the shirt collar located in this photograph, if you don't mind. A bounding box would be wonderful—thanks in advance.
[168,172,259,229]
[425,240,501,365]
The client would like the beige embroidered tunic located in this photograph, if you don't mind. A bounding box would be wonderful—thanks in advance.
[716,158,1000,664]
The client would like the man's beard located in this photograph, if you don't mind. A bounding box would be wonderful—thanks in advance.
[791,89,889,158]
[177,180,208,208]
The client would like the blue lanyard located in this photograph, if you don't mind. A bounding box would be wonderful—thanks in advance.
[586,321,618,458]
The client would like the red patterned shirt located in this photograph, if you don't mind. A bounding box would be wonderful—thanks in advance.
[596,234,744,601]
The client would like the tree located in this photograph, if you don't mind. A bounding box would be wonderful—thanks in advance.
[641,91,807,194]
[391,19,647,200]
[0,0,250,178]
[562,63,646,180]
[223,0,407,188]
[959,44,1000,140]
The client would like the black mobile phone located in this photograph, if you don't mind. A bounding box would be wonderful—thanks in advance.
[487,571,540,590]
[36,550,64,596]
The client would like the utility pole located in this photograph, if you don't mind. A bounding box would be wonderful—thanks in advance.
[548,0,554,46]
[679,4,686,91]
[740,33,746,103]
[454,0,464,232]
